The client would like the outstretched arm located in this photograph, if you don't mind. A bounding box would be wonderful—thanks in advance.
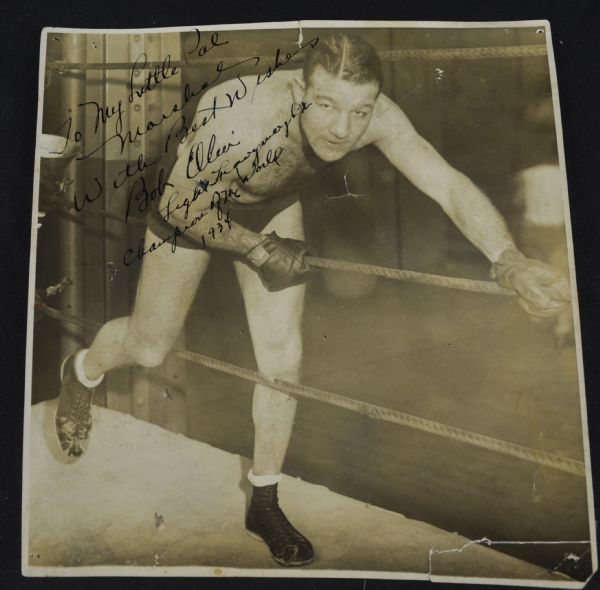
[370,95,570,315]
[372,95,514,262]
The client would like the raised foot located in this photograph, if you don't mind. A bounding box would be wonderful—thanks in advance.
[54,354,94,459]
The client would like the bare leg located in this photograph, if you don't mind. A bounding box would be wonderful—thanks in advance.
[56,228,210,457]
[233,201,305,476]
[82,228,211,380]
[236,201,314,567]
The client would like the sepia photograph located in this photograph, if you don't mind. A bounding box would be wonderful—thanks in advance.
[22,20,596,585]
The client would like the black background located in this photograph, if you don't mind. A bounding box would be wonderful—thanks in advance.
[2,1,599,589]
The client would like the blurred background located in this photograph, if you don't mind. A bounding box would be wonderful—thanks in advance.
[33,26,590,577]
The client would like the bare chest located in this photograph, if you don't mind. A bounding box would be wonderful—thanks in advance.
[230,134,320,201]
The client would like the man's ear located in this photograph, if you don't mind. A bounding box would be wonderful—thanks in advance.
[291,76,305,102]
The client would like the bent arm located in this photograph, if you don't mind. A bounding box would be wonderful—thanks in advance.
[372,96,515,262]
[200,212,264,255]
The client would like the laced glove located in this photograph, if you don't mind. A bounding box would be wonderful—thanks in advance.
[245,231,315,291]
[491,248,571,317]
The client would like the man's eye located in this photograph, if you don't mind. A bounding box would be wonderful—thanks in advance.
[319,103,331,109]
[354,111,368,118]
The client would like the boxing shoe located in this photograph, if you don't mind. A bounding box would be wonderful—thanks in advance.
[54,353,96,458]
[246,483,314,567]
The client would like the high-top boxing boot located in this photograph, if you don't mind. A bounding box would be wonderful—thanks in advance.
[55,350,102,458]
[246,482,314,567]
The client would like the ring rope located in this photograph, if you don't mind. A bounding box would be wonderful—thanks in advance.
[46,44,547,71]
[40,197,513,296]
[44,193,146,226]
[306,256,513,296]
[37,302,586,477]
[378,45,547,61]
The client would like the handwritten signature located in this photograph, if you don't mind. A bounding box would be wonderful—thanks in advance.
[123,188,238,266]
[51,31,320,266]
[55,36,317,163]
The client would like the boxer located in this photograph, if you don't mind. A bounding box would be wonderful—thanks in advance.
[55,33,570,566]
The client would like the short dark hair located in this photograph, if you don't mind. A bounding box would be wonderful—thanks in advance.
[304,33,383,89]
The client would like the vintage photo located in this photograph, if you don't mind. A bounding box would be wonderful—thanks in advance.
[23,20,596,585]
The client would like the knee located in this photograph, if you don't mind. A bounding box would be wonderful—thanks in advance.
[125,321,172,368]
[134,346,169,368]
[256,334,302,381]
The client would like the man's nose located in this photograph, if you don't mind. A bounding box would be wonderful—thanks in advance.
[330,113,350,140]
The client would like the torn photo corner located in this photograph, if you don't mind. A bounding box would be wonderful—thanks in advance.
[23,19,597,586]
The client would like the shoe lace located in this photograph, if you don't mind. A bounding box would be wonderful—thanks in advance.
[253,488,310,554]
[68,380,93,439]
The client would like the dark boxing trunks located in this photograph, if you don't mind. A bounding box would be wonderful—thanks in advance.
[146,191,301,250]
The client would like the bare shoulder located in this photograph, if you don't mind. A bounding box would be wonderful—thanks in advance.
[358,93,416,148]
[172,69,302,193]
[192,70,297,140]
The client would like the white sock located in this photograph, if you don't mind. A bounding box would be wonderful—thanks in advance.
[248,469,282,487]
[74,349,104,388]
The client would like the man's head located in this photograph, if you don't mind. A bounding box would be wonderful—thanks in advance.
[294,33,383,162]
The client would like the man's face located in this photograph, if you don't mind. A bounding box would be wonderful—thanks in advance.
[300,66,379,162]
